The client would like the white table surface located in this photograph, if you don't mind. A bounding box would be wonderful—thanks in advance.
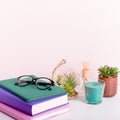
[0,86,120,120]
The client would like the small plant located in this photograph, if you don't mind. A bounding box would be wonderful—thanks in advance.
[56,73,78,97]
[98,65,119,78]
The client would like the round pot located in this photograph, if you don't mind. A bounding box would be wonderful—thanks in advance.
[99,76,118,97]
[68,91,78,100]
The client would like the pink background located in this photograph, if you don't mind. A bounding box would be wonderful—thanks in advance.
[0,0,120,81]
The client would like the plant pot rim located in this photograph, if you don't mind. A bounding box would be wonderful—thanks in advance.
[99,75,118,79]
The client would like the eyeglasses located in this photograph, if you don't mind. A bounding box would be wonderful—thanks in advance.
[15,75,55,90]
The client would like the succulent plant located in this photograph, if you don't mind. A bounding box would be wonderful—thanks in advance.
[56,73,78,97]
[98,65,119,78]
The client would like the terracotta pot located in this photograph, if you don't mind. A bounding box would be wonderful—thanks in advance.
[99,76,118,97]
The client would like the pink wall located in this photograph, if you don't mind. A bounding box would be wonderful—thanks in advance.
[0,0,120,81]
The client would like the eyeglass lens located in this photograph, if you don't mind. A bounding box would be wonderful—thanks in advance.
[18,76,33,86]
[36,78,52,90]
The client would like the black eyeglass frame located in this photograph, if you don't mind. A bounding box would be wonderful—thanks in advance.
[15,75,55,90]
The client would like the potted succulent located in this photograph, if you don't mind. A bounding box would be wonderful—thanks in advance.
[98,65,119,97]
[56,72,78,99]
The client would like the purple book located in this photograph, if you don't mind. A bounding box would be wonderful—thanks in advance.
[0,88,68,116]
[0,103,69,120]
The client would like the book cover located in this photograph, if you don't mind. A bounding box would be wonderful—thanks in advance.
[0,88,68,116]
[0,103,69,120]
[0,76,67,102]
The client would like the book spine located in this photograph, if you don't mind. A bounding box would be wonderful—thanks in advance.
[0,88,32,115]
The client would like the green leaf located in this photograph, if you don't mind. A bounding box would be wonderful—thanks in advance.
[98,65,119,78]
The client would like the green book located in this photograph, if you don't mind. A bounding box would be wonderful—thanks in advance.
[0,76,67,102]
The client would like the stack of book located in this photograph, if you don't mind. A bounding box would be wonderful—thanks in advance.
[0,76,69,120]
